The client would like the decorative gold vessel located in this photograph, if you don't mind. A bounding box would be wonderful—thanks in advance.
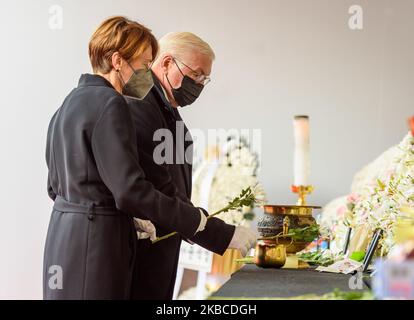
[255,204,321,268]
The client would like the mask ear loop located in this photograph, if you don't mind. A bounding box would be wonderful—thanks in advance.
[116,68,127,89]
[166,57,187,90]
[125,60,138,75]
[164,57,184,94]
[164,72,175,90]
[172,58,186,77]
[117,58,137,90]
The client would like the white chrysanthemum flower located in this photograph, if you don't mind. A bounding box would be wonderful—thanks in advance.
[320,132,414,256]
[191,137,266,227]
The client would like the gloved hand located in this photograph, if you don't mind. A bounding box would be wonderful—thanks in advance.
[134,218,157,241]
[228,226,257,257]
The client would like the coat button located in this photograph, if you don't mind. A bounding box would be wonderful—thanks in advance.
[88,214,94,221]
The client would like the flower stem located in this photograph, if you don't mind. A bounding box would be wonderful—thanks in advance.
[258,233,295,241]
[151,206,233,244]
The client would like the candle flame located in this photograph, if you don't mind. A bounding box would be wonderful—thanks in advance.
[409,116,414,137]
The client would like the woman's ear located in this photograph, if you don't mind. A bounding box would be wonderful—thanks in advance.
[111,52,123,72]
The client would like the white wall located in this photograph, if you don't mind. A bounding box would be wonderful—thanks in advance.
[0,0,412,299]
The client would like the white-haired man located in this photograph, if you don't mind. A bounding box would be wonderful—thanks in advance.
[125,32,256,300]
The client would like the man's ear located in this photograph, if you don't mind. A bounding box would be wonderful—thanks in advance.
[111,52,123,71]
[161,54,173,74]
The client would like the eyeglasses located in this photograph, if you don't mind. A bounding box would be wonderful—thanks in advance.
[173,57,211,86]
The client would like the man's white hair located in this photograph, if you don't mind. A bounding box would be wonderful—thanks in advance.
[157,32,215,61]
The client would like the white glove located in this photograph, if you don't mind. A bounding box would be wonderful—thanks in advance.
[134,218,157,241]
[228,226,257,257]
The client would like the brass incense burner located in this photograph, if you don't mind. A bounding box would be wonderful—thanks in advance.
[255,186,321,268]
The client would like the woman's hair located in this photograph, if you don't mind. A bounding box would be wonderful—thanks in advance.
[89,16,158,74]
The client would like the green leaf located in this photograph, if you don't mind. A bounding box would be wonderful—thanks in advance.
[243,212,255,221]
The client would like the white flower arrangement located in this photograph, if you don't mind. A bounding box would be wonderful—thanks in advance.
[320,131,414,256]
[349,133,414,255]
[192,136,267,226]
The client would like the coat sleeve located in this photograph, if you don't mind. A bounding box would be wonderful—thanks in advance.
[46,111,57,201]
[91,95,201,240]
[190,210,236,255]
[128,99,235,255]
[47,174,57,201]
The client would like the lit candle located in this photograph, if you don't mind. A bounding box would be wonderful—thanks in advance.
[293,115,310,186]
[409,116,414,137]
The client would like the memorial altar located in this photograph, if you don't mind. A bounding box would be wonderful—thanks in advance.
[211,265,371,300]
[175,115,414,300]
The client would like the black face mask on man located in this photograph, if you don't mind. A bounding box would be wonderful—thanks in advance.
[117,60,154,100]
[165,59,204,107]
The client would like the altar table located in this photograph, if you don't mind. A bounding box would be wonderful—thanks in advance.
[211,265,369,299]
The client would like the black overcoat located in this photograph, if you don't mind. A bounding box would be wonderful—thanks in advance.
[127,75,235,300]
[43,74,203,300]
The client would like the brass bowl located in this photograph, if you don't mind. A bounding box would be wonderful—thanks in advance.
[254,240,287,268]
[257,204,321,255]
[273,238,310,254]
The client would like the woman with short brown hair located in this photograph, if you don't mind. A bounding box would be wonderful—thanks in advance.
[43,16,207,300]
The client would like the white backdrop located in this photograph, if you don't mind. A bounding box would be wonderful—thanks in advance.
[0,0,413,299]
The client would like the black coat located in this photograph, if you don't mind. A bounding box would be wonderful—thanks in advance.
[127,75,235,300]
[43,74,204,300]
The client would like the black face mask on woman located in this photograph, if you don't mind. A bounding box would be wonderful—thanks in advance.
[165,59,204,107]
